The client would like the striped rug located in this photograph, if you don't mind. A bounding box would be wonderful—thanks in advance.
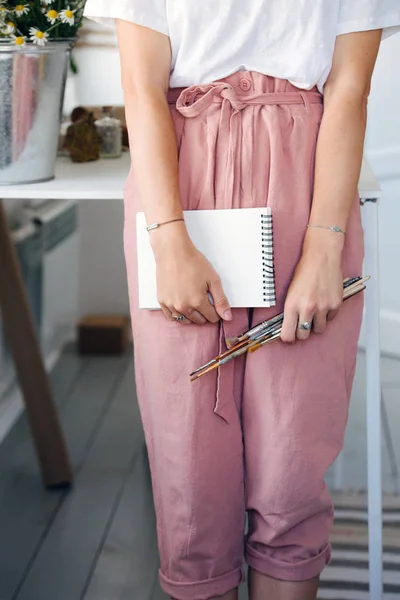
[319,494,400,600]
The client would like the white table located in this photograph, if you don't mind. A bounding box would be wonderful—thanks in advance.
[0,155,384,596]
[1,154,131,200]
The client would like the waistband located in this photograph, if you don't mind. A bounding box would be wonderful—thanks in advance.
[168,81,323,117]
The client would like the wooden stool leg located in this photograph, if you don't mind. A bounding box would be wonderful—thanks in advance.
[0,200,73,488]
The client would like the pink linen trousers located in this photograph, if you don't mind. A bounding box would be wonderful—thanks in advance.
[123,71,364,600]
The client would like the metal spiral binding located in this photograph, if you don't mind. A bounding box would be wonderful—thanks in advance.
[261,211,276,306]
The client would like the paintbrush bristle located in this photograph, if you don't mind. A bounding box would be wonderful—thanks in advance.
[225,336,239,348]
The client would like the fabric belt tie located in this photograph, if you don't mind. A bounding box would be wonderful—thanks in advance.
[171,82,323,212]
[172,82,323,115]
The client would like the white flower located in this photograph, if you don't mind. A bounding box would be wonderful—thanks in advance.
[2,21,15,34]
[59,6,75,25]
[11,34,26,47]
[14,4,29,17]
[0,6,8,20]
[45,8,59,24]
[29,27,49,46]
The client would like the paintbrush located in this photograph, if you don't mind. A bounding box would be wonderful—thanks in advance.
[189,316,284,378]
[189,327,281,382]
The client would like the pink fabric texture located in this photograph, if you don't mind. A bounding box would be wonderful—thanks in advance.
[123,71,364,600]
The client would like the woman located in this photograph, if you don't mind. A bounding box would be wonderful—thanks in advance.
[84,2,399,599]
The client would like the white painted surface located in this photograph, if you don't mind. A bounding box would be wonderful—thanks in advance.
[78,199,128,317]
[63,21,123,114]
[68,46,123,111]
[41,231,80,356]
[0,155,130,200]
[364,33,400,355]
[363,200,383,599]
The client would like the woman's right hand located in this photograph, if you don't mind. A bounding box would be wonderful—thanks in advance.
[151,225,232,325]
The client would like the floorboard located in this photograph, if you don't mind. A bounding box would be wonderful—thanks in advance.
[0,350,131,600]
[84,446,160,600]
[13,361,140,600]
[0,344,85,478]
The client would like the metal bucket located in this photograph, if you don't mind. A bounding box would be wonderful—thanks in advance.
[0,41,72,185]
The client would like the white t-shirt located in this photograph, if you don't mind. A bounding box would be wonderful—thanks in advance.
[84,0,400,92]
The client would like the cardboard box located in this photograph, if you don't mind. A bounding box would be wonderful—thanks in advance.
[78,315,130,355]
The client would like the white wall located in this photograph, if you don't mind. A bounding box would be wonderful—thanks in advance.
[65,47,123,112]
[364,33,400,354]
[78,200,128,317]
[72,30,400,353]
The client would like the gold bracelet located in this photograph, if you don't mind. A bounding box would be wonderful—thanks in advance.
[307,224,346,235]
[146,218,185,232]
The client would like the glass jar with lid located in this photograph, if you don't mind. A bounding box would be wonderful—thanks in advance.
[95,107,123,159]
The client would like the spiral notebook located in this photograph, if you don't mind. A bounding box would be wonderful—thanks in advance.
[136,207,276,309]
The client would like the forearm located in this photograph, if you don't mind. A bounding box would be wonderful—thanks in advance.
[280,29,381,342]
[125,88,184,224]
[281,91,368,341]
[304,28,382,258]
[308,90,367,234]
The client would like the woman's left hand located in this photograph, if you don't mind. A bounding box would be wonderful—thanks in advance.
[280,231,344,342]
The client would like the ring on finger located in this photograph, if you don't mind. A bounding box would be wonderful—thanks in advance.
[298,320,312,331]
[171,313,186,323]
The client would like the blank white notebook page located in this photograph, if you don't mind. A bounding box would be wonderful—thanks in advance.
[136,207,275,309]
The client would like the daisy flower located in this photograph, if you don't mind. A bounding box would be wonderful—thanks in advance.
[45,8,58,24]
[29,27,49,46]
[11,34,26,47]
[3,21,15,34]
[14,4,29,17]
[59,6,75,25]
[0,6,8,19]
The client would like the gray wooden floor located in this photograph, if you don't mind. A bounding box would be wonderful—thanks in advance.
[0,345,399,600]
